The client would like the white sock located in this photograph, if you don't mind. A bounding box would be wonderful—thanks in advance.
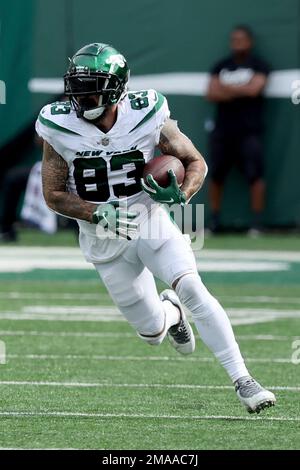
[175,273,249,382]
[162,300,180,330]
[137,300,179,346]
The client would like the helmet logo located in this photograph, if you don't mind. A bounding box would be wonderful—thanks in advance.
[106,54,126,73]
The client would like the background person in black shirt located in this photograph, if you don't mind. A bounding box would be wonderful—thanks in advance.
[207,25,270,234]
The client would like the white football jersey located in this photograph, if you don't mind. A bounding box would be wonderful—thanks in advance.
[36,89,170,262]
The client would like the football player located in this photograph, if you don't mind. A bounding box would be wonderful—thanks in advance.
[37,43,275,413]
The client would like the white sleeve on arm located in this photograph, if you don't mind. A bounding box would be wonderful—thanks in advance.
[35,107,66,157]
[154,91,170,145]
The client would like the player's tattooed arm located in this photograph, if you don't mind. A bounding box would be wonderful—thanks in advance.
[42,141,96,223]
[159,119,208,202]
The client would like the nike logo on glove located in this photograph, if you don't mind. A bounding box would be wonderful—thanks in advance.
[159,198,175,204]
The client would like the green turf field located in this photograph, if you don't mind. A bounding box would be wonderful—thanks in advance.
[0,231,299,449]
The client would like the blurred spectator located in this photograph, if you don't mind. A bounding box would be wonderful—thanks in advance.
[0,95,77,242]
[206,25,270,234]
[0,135,44,241]
[0,165,32,241]
[21,160,57,234]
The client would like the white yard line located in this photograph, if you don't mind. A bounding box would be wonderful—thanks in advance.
[0,306,299,325]
[0,330,135,338]
[0,247,299,273]
[0,330,298,341]
[0,259,290,273]
[220,296,300,305]
[0,292,105,300]
[1,246,299,261]
[1,292,300,305]
[195,261,289,272]
[237,334,300,341]
[0,447,78,450]
[21,306,117,315]
[5,354,296,365]
[0,305,123,322]
[0,314,123,322]
[0,410,299,422]
[195,249,300,262]
[0,381,299,392]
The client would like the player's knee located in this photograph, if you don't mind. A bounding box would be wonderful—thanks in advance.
[174,272,218,320]
[172,270,196,290]
[102,271,144,308]
[174,272,203,304]
[102,271,166,345]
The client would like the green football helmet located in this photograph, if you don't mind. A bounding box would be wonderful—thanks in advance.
[64,43,130,121]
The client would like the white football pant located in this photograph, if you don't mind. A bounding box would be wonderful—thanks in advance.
[94,207,249,382]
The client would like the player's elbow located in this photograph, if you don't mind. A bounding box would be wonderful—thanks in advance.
[196,158,208,182]
[43,189,63,211]
[201,160,208,179]
[189,156,208,182]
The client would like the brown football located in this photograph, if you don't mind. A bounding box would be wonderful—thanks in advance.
[143,155,185,188]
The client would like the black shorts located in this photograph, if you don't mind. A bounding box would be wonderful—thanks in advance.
[209,130,264,185]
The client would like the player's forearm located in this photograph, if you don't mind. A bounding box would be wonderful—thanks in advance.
[42,141,96,223]
[159,119,208,201]
[45,191,96,223]
[181,159,208,201]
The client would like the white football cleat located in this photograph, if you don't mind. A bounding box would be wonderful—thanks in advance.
[235,376,276,414]
[159,289,195,355]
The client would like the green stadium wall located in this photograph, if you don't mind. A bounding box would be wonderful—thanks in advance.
[1,0,299,227]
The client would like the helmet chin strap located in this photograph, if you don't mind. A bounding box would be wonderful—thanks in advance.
[82,95,106,121]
